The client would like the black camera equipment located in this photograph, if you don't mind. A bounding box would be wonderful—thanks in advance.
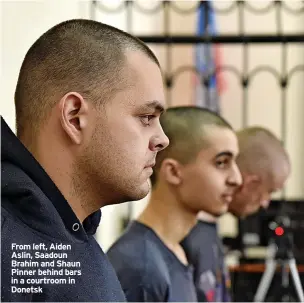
[253,215,304,302]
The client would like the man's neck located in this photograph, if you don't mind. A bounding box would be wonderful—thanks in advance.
[31,140,98,223]
[137,188,197,261]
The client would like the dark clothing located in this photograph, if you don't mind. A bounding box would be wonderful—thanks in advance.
[1,117,126,302]
[107,221,198,302]
[181,220,231,302]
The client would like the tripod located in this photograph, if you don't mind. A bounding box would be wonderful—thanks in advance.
[253,236,304,302]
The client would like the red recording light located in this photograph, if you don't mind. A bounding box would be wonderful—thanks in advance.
[275,226,284,236]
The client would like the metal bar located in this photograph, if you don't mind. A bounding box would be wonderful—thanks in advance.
[136,34,304,44]
[163,1,172,107]
[277,0,288,200]
[241,50,249,128]
[239,1,249,128]
[126,1,133,34]
[90,0,97,20]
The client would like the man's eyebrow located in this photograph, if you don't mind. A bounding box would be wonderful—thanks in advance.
[139,100,165,114]
[215,151,234,159]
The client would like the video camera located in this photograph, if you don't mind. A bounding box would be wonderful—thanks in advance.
[228,200,304,263]
[267,215,294,260]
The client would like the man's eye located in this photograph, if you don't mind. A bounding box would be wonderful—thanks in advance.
[140,115,155,126]
[216,159,229,168]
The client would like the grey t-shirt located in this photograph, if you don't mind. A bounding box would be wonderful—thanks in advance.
[107,221,198,302]
[181,220,231,302]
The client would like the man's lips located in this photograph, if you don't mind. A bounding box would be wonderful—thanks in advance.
[145,162,156,169]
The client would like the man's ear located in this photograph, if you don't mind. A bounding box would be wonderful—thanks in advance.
[59,92,89,144]
[160,158,183,186]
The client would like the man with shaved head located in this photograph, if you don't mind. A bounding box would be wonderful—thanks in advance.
[230,127,290,217]
[1,19,168,301]
[107,106,242,301]
[182,126,291,302]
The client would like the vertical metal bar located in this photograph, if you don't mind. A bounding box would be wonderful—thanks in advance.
[242,44,249,128]
[90,0,97,21]
[276,1,287,146]
[125,1,132,34]
[239,1,249,128]
[277,0,288,199]
[163,1,172,107]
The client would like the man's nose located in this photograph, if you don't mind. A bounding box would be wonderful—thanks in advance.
[228,163,243,187]
[150,125,169,152]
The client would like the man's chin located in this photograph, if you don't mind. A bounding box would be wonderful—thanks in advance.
[128,180,151,202]
[211,207,228,218]
[228,204,243,217]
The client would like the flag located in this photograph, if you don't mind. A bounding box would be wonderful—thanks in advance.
[194,0,225,113]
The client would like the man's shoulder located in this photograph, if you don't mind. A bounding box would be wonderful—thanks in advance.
[1,203,25,235]
[107,223,171,284]
[183,220,218,246]
[1,202,49,245]
[181,220,219,265]
[108,225,168,269]
[195,220,218,234]
[107,226,170,301]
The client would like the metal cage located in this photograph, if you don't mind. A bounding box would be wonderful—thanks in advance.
[90,0,304,219]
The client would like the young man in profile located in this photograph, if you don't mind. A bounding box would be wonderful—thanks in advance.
[181,126,291,302]
[107,106,242,301]
[1,19,169,302]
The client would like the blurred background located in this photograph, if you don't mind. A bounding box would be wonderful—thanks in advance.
[1,1,304,300]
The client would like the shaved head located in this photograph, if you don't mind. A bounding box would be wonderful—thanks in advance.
[236,127,290,181]
[230,126,291,217]
[150,106,233,187]
[15,19,159,143]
